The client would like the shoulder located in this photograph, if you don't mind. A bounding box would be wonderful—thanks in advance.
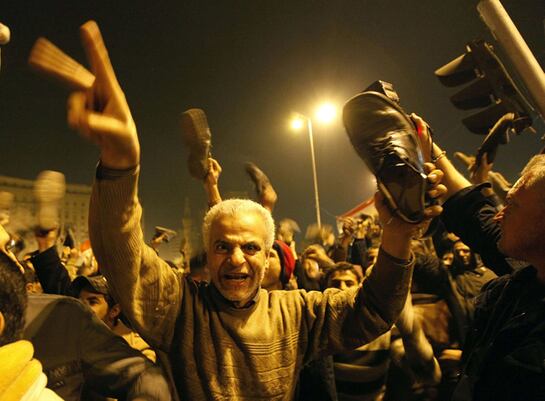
[474,273,514,311]
[26,294,90,319]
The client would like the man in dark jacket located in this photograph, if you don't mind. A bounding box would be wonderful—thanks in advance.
[414,114,545,401]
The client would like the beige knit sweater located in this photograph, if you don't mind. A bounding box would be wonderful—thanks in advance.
[89,167,413,400]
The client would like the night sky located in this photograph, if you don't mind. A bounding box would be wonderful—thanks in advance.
[1,1,544,253]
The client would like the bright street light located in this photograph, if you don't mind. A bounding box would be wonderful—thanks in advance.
[315,102,337,124]
[290,117,305,131]
[289,103,337,228]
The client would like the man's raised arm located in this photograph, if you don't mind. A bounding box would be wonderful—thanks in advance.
[42,21,182,350]
[412,115,512,275]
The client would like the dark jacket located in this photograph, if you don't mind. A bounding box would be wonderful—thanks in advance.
[442,185,545,401]
[24,294,171,401]
[30,246,72,296]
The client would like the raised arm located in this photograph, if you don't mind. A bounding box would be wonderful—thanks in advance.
[203,157,223,208]
[412,115,512,275]
[411,114,471,201]
[30,229,72,296]
[393,293,442,384]
[303,164,446,359]
[38,21,182,350]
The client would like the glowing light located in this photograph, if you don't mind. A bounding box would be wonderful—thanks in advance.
[290,117,305,130]
[315,103,337,124]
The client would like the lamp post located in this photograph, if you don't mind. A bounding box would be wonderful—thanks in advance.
[290,103,337,229]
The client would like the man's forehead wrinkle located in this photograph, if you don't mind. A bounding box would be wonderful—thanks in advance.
[211,214,267,244]
[215,232,263,246]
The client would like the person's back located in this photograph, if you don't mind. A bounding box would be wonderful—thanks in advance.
[24,294,170,401]
[448,240,497,326]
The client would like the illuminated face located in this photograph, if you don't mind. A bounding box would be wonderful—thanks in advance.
[328,270,360,290]
[207,212,269,307]
[367,248,379,267]
[442,252,454,267]
[262,248,282,290]
[494,175,545,261]
[79,289,109,322]
[303,257,321,279]
[453,242,472,266]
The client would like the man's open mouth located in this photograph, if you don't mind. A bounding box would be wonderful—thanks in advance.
[224,273,250,281]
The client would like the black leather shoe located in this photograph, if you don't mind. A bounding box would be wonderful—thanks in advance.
[181,108,212,180]
[342,82,428,223]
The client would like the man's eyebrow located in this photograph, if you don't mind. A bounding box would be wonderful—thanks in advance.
[243,241,262,248]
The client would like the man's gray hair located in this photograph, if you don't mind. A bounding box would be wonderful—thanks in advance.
[202,199,275,250]
[521,154,545,188]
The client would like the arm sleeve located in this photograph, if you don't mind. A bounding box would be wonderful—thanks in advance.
[89,164,182,351]
[441,184,513,276]
[302,248,413,361]
[30,247,72,296]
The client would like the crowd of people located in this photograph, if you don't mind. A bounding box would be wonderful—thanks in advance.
[1,19,545,401]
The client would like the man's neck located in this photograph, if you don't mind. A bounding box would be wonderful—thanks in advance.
[212,284,260,309]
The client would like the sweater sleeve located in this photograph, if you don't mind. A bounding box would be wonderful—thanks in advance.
[301,248,413,361]
[89,164,182,351]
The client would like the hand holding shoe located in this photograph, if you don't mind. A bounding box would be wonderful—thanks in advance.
[205,158,222,188]
[64,21,140,170]
[379,162,446,260]
[204,158,223,208]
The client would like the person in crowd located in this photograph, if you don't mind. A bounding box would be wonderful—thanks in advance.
[330,214,376,268]
[22,262,44,294]
[187,251,210,282]
[47,21,446,400]
[448,240,497,328]
[441,251,454,268]
[276,218,300,257]
[292,245,337,401]
[27,225,157,362]
[261,239,297,291]
[0,251,63,400]
[365,247,379,269]
[305,223,337,254]
[294,243,335,291]
[402,241,465,400]
[71,274,157,362]
[324,262,441,401]
[0,252,26,347]
[414,114,545,400]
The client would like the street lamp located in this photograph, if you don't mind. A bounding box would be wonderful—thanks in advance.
[290,102,337,228]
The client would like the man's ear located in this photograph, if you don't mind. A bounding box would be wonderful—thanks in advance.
[108,304,121,320]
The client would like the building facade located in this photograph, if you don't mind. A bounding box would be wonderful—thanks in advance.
[0,175,91,249]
